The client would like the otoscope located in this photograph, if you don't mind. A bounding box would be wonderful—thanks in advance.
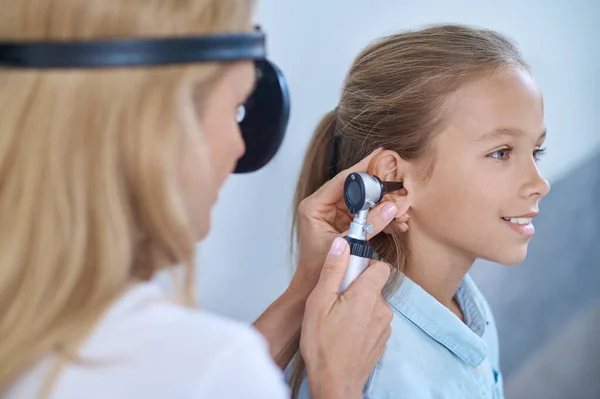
[339,172,404,293]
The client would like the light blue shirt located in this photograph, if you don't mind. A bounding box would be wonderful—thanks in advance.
[291,274,505,399]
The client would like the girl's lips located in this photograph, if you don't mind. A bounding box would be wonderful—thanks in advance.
[502,218,535,238]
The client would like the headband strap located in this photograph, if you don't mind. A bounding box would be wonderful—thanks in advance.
[0,29,266,69]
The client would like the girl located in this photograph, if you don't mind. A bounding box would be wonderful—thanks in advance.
[0,1,397,398]
[290,24,550,399]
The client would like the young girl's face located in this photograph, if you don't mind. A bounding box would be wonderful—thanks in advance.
[409,67,550,266]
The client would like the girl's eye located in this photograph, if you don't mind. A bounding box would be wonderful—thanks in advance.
[236,105,246,123]
[533,147,546,163]
[489,149,511,160]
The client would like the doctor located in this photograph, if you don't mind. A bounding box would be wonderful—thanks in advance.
[0,1,403,398]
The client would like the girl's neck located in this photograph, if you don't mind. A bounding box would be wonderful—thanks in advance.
[403,235,475,311]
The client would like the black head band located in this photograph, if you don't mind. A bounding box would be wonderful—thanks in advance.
[0,30,267,68]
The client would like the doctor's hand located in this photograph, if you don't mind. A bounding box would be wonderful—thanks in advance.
[301,237,393,399]
[253,148,408,372]
[291,147,410,296]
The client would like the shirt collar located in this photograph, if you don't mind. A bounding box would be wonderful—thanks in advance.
[386,273,489,368]
[455,275,487,337]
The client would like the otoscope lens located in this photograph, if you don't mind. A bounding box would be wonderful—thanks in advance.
[344,172,368,214]
[347,181,362,205]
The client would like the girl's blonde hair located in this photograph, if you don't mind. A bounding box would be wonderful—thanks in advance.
[290,24,528,397]
[0,0,254,392]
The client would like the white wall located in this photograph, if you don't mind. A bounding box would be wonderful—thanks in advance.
[197,0,600,322]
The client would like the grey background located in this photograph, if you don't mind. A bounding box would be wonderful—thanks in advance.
[194,1,600,397]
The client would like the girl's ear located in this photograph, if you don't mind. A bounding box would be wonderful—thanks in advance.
[367,150,403,182]
[367,150,415,234]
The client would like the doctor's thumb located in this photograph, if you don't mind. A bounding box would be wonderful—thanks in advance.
[309,237,350,305]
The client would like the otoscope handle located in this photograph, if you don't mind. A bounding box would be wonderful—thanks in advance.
[339,254,371,294]
[338,236,373,294]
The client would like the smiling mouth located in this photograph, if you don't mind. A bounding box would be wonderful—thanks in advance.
[501,217,532,225]
[501,214,537,239]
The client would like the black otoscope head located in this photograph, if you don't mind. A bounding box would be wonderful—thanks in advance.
[343,172,404,214]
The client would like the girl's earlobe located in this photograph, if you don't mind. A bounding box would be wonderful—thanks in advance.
[381,190,413,234]
[395,212,411,233]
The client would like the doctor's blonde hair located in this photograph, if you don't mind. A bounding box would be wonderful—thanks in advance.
[0,0,254,393]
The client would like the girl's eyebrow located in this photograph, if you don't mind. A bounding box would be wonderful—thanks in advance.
[478,127,547,142]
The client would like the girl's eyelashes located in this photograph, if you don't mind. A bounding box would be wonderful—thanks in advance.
[533,146,546,163]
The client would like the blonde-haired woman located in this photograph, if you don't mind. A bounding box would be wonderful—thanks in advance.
[0,1,401,398]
